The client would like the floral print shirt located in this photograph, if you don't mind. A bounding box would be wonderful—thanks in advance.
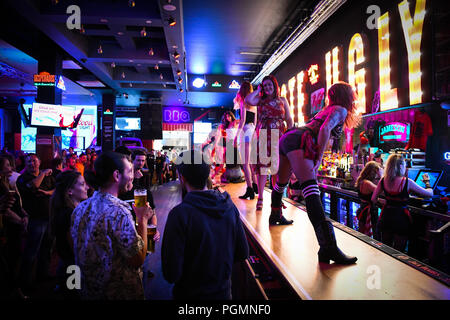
[71,191,145,300]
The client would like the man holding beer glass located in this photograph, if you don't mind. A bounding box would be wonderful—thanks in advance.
[71,152,154,300]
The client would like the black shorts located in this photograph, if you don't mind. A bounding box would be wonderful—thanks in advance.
[279,127,315,157]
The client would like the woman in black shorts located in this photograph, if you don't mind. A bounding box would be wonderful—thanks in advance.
[270,81,361,265]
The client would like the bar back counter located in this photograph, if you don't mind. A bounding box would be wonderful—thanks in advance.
[317,181,450,277]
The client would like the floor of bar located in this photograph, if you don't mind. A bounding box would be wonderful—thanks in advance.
[223,182,450,300]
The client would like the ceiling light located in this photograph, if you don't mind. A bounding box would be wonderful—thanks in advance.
[111,62,116,68]
[168,17,176,27]
[129,59,134,63]
[179,88,184,92]
[149,48,154,56]
[163,83,167,88]
[192,78,205,88]
[117,31,124,36]
[154,64,159,70]
[163,3,177,11]
[129,83,133,87]
[128,0,136,8]
[122,72,126,79]
[80,25,85,34]
[160,74,164,80]
[140,27,147,37]
[178,77,183,84]
[173,51,180,59]
[175,60,180,64]
[146,20,152,24]
[100,18,108,23]
[97,45,103,54]
[176,69,181,76]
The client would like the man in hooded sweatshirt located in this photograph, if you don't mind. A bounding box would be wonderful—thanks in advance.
[161,150,249,300]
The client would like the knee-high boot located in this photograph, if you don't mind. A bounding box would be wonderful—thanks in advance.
[301,180,357,264]
[269,182,293,225]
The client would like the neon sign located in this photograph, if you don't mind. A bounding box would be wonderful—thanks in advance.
[56,76,66,91]
[279,0,428,116]
[379,122,410,143]
[444,152,450,161]
[211,81,222,88]
[229,80,240,89]
[163,107,190,123]
[34,71,56,86]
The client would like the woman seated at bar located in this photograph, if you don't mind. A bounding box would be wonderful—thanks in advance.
[271,81,361,264]
[371,154,433,252]
[354,161,383,239]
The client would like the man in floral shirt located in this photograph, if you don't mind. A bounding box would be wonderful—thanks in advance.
[71,152,153,299]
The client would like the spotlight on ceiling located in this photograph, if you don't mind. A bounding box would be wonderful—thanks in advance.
[176,69,182,76]
[192,78,205,88]
[140,27,147,37]
[168,16,176,27]
[173,51,180,59]
[128,0,135,8]
[149,48,154,56]
[178,77,183,84]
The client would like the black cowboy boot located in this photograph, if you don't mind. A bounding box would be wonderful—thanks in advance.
[269,205,293,226]
[239,186,255,200]
[315,220,357,264]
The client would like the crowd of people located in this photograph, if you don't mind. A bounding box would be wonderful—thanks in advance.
[0,75,438,301]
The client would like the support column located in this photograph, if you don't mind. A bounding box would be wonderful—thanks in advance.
[35,35,62,170]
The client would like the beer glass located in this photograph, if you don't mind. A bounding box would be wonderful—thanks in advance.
[147,224,157,253]
[134,189,147,207]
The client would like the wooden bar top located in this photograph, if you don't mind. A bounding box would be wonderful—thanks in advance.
[224,182,450,300]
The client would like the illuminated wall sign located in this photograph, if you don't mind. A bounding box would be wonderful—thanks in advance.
[56,76,66,91]
[378,12,399,111]
[192,78,205,88]
[229,80,240,89]
[34,71,56,86]
[277,0,429,118]
[163,107,190,123]
[211,81,222,88]
[308,64,319,85]
[444,152,450,161]
[379,122,410,143]
[398,0,426,105]
[296,71,305,125]
[348,33,367,114]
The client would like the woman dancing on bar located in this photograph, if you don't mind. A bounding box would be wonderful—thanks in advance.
[234,81,258,200]
[245,75,293,211]
[271,81,361,264]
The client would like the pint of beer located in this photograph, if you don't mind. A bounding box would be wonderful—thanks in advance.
[147,224,157,253]
[134,189,147,207]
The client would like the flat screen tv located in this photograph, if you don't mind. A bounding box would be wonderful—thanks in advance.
[30,102,84,128]
[115,117,141,131]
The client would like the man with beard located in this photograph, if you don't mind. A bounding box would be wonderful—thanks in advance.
[161,150,249,299]
[71,151,153,299]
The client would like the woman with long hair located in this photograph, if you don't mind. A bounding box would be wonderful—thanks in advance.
[234,81,258,199]
[213,111,238,183]
[50,170,88,297]
[245,75,293,210]
[355,161,382,238]
[0,155,29,299]
[371,154,433,252]
[271,81,361,264]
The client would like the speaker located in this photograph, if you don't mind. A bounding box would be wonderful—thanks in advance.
[139,103,162,139]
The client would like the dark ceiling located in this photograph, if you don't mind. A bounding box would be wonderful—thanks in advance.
[0,0,320,108]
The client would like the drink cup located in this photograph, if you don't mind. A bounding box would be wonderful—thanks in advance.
[147,224,157,253]
[134,189,147,208]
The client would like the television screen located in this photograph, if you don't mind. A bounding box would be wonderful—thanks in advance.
[61,105,97,151]
[116,117,141,131]
[30,103,84,128]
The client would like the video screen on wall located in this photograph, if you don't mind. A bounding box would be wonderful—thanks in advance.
[30,103,84,128]
[23,104,97,152]
[115,117,141,131]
